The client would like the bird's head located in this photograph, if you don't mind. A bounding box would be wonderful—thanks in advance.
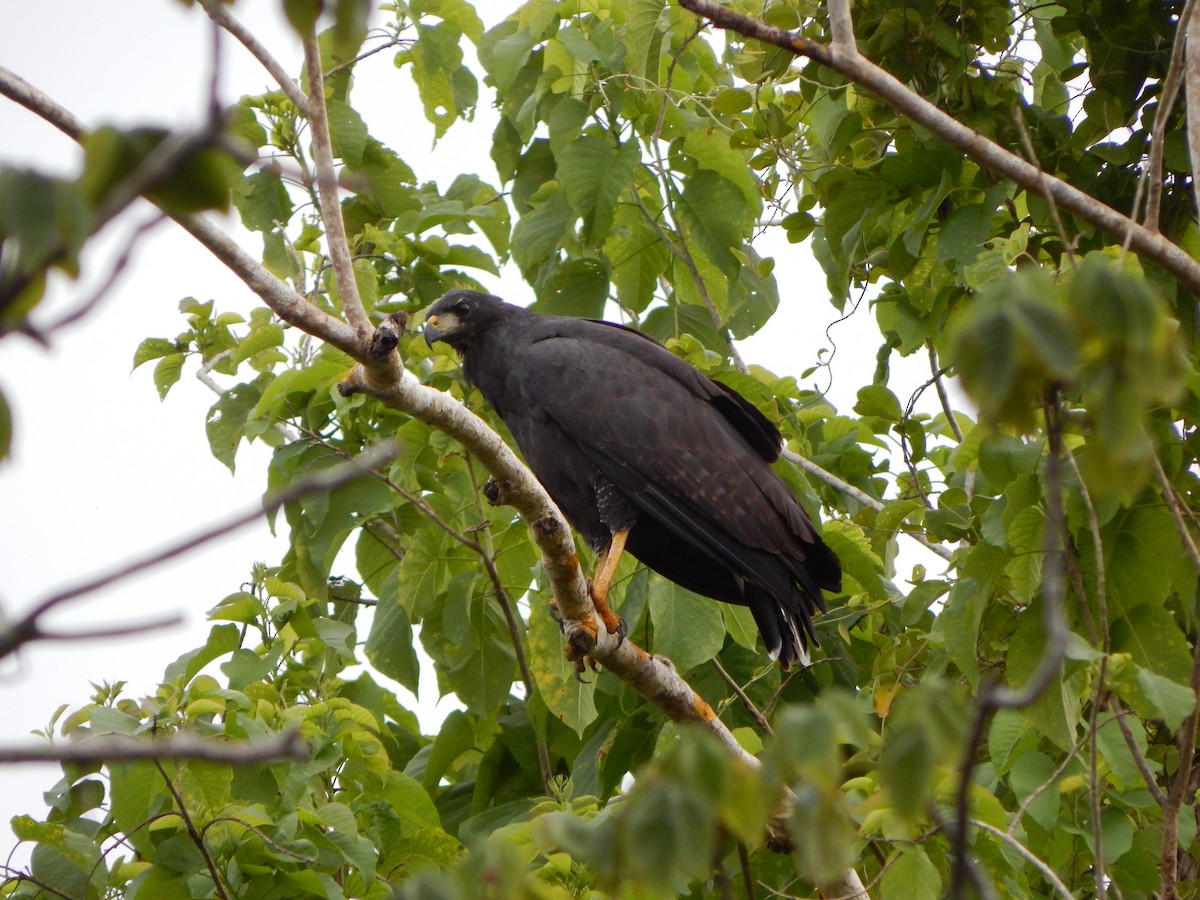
[423,290,506,350]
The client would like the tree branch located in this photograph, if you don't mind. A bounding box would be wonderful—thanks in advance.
[0,730,306,765]
[302,32,372,340]
[1188,8,1200,220]
[782,446,954,561]
[675,0,1200,295]
[1142,0,1195,233]
[200,0,310,113]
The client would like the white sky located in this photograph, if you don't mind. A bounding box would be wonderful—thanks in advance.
[0,0,938,864]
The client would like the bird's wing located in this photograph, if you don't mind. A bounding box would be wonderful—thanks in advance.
[515,328,823,569]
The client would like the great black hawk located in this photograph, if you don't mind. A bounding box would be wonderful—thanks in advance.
[423,290,841,667]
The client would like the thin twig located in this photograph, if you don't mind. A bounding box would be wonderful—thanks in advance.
[927,344,963,443]
[969,820,1075,900]
[154,759,231,900]
[710,658,774,734]
[1110,701,1167,806]
[781,446,954,561]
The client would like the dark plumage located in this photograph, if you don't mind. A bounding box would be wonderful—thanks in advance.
[423,290,841,666]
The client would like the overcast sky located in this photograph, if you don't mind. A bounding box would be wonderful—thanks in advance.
[0,0,927,863]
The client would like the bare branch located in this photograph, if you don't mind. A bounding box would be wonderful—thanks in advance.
[826,0,857,60]
[0,64,86,139]
[0,730,306,765]
[200,0,310,113]
[302,33,372,340]
[782,446,954,561]
[676,0,1200,294]
[1142,0,1196,233]
[1188,8,1200,219]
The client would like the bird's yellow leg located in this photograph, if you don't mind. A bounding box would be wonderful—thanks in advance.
[590,529,629,638]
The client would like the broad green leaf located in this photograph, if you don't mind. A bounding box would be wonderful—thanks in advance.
[153,352,186,400]
[647,578,726,674]
[722,603,759,652]
[206,380,264,472]
[534,257,609,317]
[326,99,369,166]
[527,588,597,737]
[164,623,241,684]
[132,337,181,370]
[854,383,904,422]
[365,590,421,695]
[681,128,759,211]
[557,137,639,246]
[821,520,887,599]
[1006,610,1078,750]
[879,717,932,821]
[231,324,285,367]
[233,169,293,233]
[881,846,941,900]
[1132,667,1197,732]
[511,190,573,275]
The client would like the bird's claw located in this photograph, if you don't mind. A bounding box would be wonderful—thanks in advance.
[548,601,565,632]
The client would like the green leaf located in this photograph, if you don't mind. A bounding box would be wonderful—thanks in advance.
[854,384,904,422]
[511,190,573,275]
[153,353,186,400]
[164,623,241,683]
[557,137,639,246]
[647,577,726,673]
[528,589,597,737]
[132,337,181,370]
[1006,610,1078,750]
[947,267,1078,431]
[533,257,609,318]
[821,521,887,600]
[418,710,475,793]
[327,100,369,166]
[0,388,11,462]
[681,128,759,211]
[365,592,421,695]
[722,603,759,652]
[231,323,285,367]
[881,846,941,900]
[233,169,294,233]
[206,381,264,472]
[879,717,932,821]
[1132,667,1196,732]
[405,21,478,139]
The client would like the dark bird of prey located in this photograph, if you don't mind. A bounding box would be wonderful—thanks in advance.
[423,290,841,667]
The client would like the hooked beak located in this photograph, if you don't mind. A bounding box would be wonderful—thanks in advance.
[427,314,453,348]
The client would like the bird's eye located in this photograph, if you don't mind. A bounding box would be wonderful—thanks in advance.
[456,301,471,316]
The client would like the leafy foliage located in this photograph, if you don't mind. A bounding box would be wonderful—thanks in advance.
[4,0,1200,897]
